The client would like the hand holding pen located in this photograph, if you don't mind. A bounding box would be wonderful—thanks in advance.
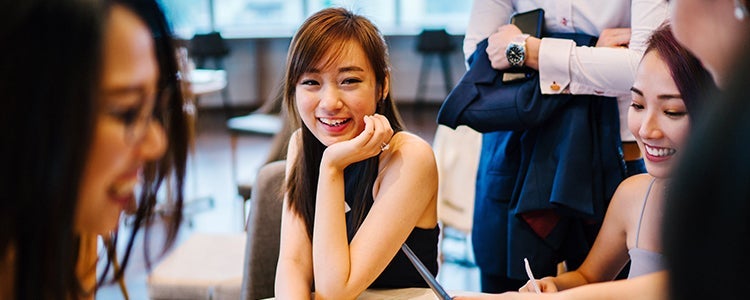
[523,258,542,293]
[518,258,559,293]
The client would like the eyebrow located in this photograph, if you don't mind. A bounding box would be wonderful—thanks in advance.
[306,66,365,74]
[630,87,682,100]
[103,85,147,96]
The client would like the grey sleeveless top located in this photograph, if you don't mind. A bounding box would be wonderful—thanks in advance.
[628,178,665,278]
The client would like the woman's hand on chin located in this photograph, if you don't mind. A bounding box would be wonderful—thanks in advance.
[322,114,393,171]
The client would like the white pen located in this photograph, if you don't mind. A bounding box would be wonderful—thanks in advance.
[524,258,542,294]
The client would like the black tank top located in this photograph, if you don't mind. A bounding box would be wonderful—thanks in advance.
[369,226,440,288]
[342,157,439,288]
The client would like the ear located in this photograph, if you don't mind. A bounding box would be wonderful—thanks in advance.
[381,75,390,101]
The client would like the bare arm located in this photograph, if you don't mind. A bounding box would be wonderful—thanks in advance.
[312,116,438,298]
[557,271,668,300]
[455,271,668,300]
[275,131,314,299]
[521,175,649,293]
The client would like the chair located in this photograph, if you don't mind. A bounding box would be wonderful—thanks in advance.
[240,160,286,300]
[146,232,246,300]
[189,31,232,118]
[414,29,457,113]
[227,91,290,203]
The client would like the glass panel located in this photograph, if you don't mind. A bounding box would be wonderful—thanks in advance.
[399,0,470,35]
[213,0,304,37]
[158,0,471,38]
[306,0,395,31]
[158,0,213,38]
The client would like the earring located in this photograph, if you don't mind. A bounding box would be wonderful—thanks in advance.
[735,0,748,21]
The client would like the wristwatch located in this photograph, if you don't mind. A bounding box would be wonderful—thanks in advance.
[506,34,530,67]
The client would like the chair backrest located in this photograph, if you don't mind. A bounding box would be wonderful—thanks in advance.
[416,29,456,54]
[240,160,286,300]
[189,31,230,69]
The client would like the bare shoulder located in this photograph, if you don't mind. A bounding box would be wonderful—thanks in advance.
[609,174,655,210]
[619,174,654,194]
[386,131,436,165]
[389,131,433,155]
[602,173,655,230]
[378,131,437,179]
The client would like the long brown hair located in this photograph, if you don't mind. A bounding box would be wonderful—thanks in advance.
[284,7,404,240]
[0,0,188,298]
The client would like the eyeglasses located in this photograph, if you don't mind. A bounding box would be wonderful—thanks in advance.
[102,85,172,144]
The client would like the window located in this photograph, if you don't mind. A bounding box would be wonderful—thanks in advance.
[307,0,396,30]
[160,0,470,39]
[214,0,303,37]
[399,0,469,34]
[158,0,212,38]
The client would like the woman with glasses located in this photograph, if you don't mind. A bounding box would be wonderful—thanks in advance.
[0,0,189,298]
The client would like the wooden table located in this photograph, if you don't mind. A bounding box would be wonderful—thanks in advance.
[263,287,484,299]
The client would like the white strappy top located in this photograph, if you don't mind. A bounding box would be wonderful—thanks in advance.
[627,178,665,278]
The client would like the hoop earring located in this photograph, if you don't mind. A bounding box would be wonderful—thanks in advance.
[735,0,748,21]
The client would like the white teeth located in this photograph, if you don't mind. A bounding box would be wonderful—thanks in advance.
[645,145,676,157]
[319,118,348,126]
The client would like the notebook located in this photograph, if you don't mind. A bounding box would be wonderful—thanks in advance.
[401,244,453,300]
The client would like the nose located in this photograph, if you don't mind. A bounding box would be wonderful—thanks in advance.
[318,86,342,112]
[137,120,167,161]
[638,110,664,140]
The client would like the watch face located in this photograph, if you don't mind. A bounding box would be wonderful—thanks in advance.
[507,44,525,66]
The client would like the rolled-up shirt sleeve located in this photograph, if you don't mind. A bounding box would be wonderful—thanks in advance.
[463,0,513,62]
[538,0,668,96]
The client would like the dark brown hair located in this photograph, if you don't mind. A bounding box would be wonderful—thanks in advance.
[284,7,404,239]
[662,8,750,300]
[0,0,188,298]
[644,23,717,118]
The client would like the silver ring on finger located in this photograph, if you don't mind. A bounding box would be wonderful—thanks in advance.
[380,142,390,152]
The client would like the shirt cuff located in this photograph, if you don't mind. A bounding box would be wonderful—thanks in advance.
[538,38,575,95]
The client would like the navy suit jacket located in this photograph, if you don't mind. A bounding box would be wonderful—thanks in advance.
[437,37,625,279]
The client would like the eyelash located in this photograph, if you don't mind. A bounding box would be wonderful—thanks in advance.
[299,78,362,86]
[630,102,688,117]
[110,108,141,126]
[342,78,361,84]
[665,111,687,117]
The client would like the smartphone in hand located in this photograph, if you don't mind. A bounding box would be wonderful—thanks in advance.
[511,8,544,38]
[503,8,544,83]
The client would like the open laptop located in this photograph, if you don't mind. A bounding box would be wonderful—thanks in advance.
[401,244,454,300]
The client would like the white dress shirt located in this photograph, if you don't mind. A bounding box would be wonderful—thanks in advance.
[464,0,668,141]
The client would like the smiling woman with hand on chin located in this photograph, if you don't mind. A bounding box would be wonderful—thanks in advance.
[274,8,440,300]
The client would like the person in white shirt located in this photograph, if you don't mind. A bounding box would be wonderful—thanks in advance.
[440,0,669,293]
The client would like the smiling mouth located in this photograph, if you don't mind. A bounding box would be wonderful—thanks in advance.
[318,117,351,127]
[108,180,137,207]
[645,145,676,157]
